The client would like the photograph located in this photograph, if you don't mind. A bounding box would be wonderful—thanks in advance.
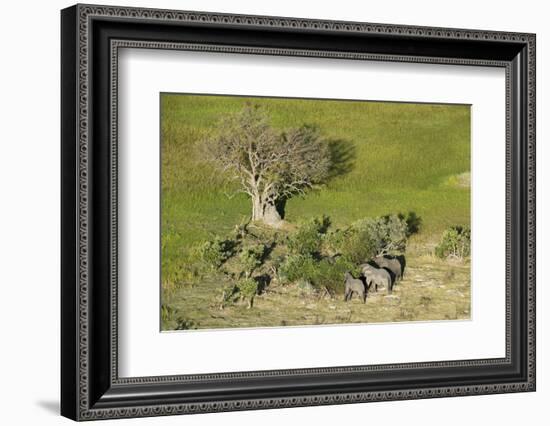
[57,2,536,421]
[160,94,472,331]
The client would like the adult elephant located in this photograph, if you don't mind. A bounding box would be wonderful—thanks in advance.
[395,254,406,278]
[361,263,393,294]
[374,255,403,282]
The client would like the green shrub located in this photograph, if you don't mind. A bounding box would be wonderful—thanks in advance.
[287,215,331,256]
[197,237,234,268]
[345,221,380,263]
[219,283,239,309]
[237,277,259,308]
[238,244,266,277]
[324,228,346,255]
[326,215,408,263]
[278,253,357,294]
[325,220,378,263]
[309,257,358,293]
[278,254,317,284]
[435,225,471,260]
[381,214,408,253]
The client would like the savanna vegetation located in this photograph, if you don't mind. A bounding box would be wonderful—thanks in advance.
[160,94,471,330]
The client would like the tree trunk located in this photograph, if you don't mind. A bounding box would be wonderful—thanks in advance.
[262,202,283,226]
[251,194,283,227]
[251,194,263,221]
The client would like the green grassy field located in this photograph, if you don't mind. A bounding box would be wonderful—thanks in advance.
[160,94,471,330]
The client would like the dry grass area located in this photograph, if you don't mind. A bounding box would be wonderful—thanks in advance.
[161,252,470,331]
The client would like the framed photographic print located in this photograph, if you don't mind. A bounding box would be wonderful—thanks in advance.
[61,4,536,421]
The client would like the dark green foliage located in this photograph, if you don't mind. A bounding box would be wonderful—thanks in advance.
[326,214,408,263]
[310,257,359,293]
[197,237,235,268]
[380,214,409,253]
[278,254,317,284]
[435,225,471,260]
[325,226,377,264]
[278,253,358,294]
[219,283,239,308]
[278,213,410,293]
[191,213,411,300]
[400,211,423,237]
[287,215,331,256]
[218,277,260,309]
[238,244,266,277]
[237,277,259,308]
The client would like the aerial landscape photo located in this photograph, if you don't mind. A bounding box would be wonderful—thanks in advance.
[160,94,471,331]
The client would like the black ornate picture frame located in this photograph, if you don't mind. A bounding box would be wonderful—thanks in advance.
[61,4,536,421]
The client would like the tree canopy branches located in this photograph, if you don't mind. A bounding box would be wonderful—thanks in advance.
[204,104,335,226]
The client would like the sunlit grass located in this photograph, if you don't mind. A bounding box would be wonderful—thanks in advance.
[161,94,470,252]
[160,93,471,329]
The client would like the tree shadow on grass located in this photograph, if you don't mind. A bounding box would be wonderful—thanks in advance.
[276,138,357,219]
[399,211,422,237]
[326,138,357,181]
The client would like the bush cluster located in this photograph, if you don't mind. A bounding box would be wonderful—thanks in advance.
[325,214,408,263]
[197,237,235,268]
[237,277,259,308]
[435,225,471,260]
[277,213,410,293]
[279,253,358,293]
[278,254,317,284]
[287,215,331,256]
[195,213,417,308]
[310,257,359,293]
[238,244,266,277]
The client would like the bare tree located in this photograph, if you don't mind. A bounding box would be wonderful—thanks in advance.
[204,104,332,226]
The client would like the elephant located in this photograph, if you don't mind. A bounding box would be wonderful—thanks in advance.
[395,254,406,278]
[373,255,403,283]
[361,263,393,294]
[344,271,367,303]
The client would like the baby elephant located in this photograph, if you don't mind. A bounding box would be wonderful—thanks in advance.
[344,271,366,303]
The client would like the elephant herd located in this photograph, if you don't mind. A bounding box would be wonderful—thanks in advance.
[343,255,406,303]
